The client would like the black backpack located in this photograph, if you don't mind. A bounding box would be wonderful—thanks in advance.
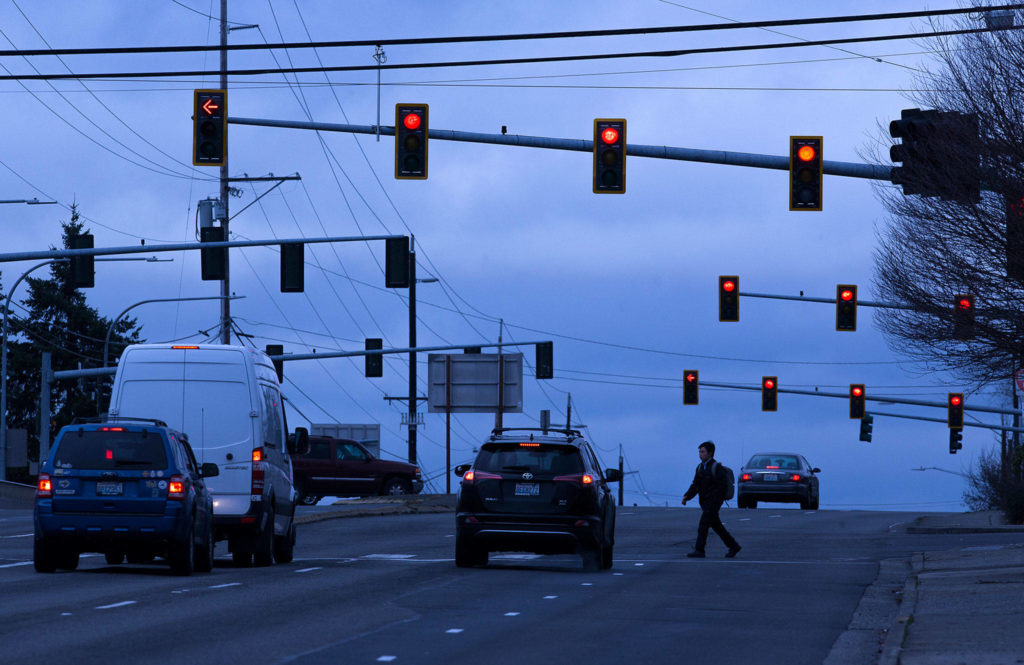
[713,461,735,501]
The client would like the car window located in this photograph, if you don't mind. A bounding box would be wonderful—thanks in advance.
[52,430,169,470]
[260,385,284,447]
[748,454,800,469]
[180,438,200,474]
[306,440,331,460]
[337,443,368,461]
[475,443,584,475]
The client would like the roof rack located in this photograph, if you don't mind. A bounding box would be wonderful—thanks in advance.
[490,427,583,439]
[71,416,168,428]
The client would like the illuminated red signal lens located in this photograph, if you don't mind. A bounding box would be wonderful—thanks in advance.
[764,379,775,390]
[686,373,696,383]
[852,387,863,397]
[601,127,619,144]
[722,280,736,293]
[950,395,962,406]
[403,113,422,131]
[840,289,854,301]
[797,145,816,162]
[958,298,972,310]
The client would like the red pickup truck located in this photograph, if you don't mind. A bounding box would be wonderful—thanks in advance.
[290,435,423,504]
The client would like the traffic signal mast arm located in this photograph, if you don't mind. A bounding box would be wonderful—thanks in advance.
[737,289,917,310]
[229,116,891,182]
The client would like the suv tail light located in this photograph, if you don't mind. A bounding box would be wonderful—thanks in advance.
[554,474,594,486]
[462,470,501,484]
[37,473,52,498]
[168,475,186,500]
[251,447,265,501]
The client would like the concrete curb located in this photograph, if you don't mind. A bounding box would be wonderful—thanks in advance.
[878,553,922,665]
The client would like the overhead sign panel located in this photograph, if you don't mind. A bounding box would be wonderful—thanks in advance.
[427,353,523,413]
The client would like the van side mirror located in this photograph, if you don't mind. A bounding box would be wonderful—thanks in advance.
[201,463,220,478]
[454,464,471,477]
[289,427,310,456]
[604,468,623,483]
[812,467,821,473]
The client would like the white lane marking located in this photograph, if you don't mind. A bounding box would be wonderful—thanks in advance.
[738,518,751,521]
[617,558,876,566]
[445,628,464,634]
[504,612,520,617]
[209,582,242,589]
[376,657,397,663]
[363,554,415,559]
[634,562,644,566]
[295,567,322,573]
[544,595,557,600]
[61,612,72,616]
[171,589,190,594]
[491,554,541,560]
[581,582,593,586]
[0,561,32,569]
[0,533,33,539]
[96,600,136,610]
[769,515,782,518]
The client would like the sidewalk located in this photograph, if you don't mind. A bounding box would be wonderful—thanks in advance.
[878,511,1024,665]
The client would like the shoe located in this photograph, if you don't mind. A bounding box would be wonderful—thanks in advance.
[725,545,742,558]
[686,550,705,558]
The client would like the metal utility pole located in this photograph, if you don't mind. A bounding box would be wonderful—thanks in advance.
[219,0,231,344]
[408,246,418,465]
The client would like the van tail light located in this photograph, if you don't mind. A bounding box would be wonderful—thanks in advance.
[168,475,186,500]
[462,470,500,484]
[554,474,595,486]
[251,448,265,501]
[37,473,52,498]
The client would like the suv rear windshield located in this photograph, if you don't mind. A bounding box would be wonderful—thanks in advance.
[53,430,169,470]
[475,443,584,475]
[748,454,800,470]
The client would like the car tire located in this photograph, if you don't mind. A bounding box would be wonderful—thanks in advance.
[169,521,195,576]
[582,544,603,572]
[33,539,58,573]
[194,521,215,573]
[57,549,80,571]
[299,494,320,506]
[382,477,412,496]
[799,498,810,510]
[601,542,614,570]
[809,495,820,510]
[104,550,125,565]
[273,520,296,564]
[253,507,275,567]
[455,531,484,568]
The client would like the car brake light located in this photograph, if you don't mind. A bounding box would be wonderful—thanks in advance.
[37,473,52,498]
[251,447,265,501]
[766,465,780,469]
[463,469,501,484]
[99,427,124,432]
[554,474,594,486]
[105,449,114,460]
[172,345,200,349]
[168,475,186,500]
[518,442,540,447]
[790,474,802,482]
[740,473,752,481]
[582,474,594,485]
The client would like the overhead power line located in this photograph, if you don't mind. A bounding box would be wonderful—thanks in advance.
[0,5,1017,57]
[0,23,1017,82]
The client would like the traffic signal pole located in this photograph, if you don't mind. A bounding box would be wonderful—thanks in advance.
[228,116,892,182]
[219,0,231,344]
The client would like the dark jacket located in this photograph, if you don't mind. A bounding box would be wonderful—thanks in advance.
[683,459,726,508]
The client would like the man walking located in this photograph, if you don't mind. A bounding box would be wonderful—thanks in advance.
[682,440,741,558]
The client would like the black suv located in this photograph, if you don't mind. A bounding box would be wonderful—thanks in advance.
[453,428,622,571]
[34,418,219,576]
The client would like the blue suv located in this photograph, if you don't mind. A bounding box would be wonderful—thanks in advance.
[34,418,219,576]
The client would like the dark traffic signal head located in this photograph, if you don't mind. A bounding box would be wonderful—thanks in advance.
[365,338,383,378]
[859,414,874,442]
[280,243,304,293]
[395,104,428,179]
[953,294,975,340]
[836,284,857,331]
[889,108,980,203]
[947,392,964,429]
[265,344,284,382]
[593,119,626,194]
[683,370,699,405]
[849,384,866,419]
[1007,193,1024,279]
[789,136,822,211]
[193,89,226,166]
[719,275,739,322]
[535,342,553,380]
[385,236,411,288]
[761,376,778,412]
[949,428,963,454]
[69,233,95,289]
[199,226,226,281]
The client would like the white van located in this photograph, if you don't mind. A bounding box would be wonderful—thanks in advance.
[107,344,308,566]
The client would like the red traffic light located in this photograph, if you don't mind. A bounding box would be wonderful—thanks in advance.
[840,289,854,302]
[797,145,816,162]
[722,280,736,292]
[201,98,220,115]
[601,127,619,144]
[851,386,863,397]
[685,372,696,383]
[763,378,775,390]
[403,113,422,131]
[950,395,962,406]
[957,297,973,310]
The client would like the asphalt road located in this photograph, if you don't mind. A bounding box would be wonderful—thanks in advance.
[2,505,1022,665]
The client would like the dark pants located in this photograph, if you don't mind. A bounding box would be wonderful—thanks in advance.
[695,503,739,552]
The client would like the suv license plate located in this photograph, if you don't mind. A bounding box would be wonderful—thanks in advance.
[96,481,123,496]
[515,483,540,497]
[763,474,778,482]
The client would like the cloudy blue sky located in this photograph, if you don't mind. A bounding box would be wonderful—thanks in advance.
[1,1,1011,509]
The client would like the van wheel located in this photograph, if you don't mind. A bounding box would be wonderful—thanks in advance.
[382,478,411,495]
[169,521,195,576]
[254,508,275,567]
[34,540,58,573]
[57,549,79,571]
[274,521,296,564]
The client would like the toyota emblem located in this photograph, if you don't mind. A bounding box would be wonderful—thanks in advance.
[522,472,534,480]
